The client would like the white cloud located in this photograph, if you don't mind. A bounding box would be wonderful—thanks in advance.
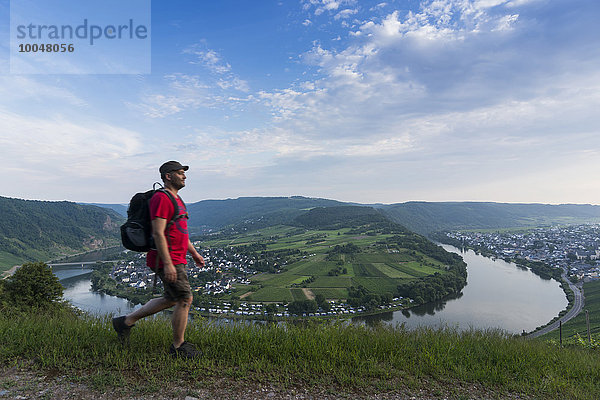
[0,76,86,108]
[132,74,211,118]
[184,48,232,74]
[0,108,149,200]
[334,8,358,20]
[219,0,600,202]
[134,45,250,118]
[505,0,545,7]
[303,0,357,16]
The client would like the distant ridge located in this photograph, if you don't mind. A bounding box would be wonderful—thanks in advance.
[86,203,128,217]
[4,194,600,270]
[89,197,600,236]
[185,196,345,233]
[381,202,600,235]
[292,205,389,229]
[0,196,123,270]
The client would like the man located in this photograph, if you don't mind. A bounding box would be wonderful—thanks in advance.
[113,161,205,359]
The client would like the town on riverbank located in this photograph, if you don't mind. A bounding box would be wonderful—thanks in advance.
[442,224,600,282]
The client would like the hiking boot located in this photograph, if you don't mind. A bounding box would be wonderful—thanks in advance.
[112,316,134,343]
[169,341,201,359]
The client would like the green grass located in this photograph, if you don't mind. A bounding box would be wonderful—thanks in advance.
[351,277,403,294]
[542,280,600,340]
[310,288,349,299]
[372,263,415,279]
[354,263,386,277]
[2,308,600,399]
[0,253,24,273]
[307,276,352,288]
[290,288,307,301]
[248,288,294,302]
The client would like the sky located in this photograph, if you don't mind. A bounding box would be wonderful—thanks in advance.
[1,0,599,205]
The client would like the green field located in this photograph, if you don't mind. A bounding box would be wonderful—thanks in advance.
[542,280,600,340]
[0,253,24,274]
[199,225,454,303]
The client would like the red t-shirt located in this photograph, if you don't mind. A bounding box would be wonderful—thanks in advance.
[146,191,189,269]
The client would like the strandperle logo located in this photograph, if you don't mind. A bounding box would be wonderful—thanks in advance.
[15,19,148,46]
[11,0,151,74]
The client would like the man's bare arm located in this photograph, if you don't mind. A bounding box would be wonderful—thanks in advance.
[188,240,205,267]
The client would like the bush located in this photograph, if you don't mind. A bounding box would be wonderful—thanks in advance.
[2,262,63,308]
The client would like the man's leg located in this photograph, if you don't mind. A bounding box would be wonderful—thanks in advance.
[113,296,176,343]
[125,297,176,326]
[171,296,192,348]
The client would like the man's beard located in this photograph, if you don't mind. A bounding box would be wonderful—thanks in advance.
[172,179,185,190]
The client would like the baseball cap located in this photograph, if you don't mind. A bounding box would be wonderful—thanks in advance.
[159,161,189,174]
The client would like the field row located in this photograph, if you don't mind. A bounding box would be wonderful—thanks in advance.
[201,225,450,303]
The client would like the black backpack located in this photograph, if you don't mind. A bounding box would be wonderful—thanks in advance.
[120,183,184,252]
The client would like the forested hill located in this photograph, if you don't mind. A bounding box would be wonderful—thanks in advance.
[292,205,393,230]
[185,196,344,233]
[0,196,123,270]
[380,202,600,235]
[90,196,600,237]
[185,198,600,235]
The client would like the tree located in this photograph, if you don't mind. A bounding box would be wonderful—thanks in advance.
[315,293,326,307]
[3,262,63,308]
[288,300,318,315]
[265,303,278,314]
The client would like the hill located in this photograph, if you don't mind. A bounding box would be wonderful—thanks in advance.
[380,202,600,235]
[292,205,390,229]
[0,196,123,271]
[185,196,345,233]
[196,206,466,308]
[90,196,600,236]
[85,202,128,217]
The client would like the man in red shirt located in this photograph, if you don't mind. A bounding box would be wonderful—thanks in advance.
[113,161,205,359]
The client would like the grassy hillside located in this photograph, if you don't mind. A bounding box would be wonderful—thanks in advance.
[0,196,123,272]
[542,280,600,341]
[1,308,600,399]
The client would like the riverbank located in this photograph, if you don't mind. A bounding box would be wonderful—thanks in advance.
[436,238,578,337]
[527,270,584,338]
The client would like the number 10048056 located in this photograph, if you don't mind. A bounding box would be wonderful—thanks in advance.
[18,43,74,52]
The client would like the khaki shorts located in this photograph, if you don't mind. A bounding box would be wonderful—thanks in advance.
[155,264,192,302]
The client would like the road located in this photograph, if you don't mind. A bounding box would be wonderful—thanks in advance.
[527,268,584,338]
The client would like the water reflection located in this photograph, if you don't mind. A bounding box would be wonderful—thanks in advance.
[56,266,139,316]
[354,245,567,333]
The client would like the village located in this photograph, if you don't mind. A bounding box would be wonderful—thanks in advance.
[110,243,260,295]
[445,224,600,282]
[107,242,400,317]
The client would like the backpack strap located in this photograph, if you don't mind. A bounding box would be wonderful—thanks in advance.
[150,188,186,295]
[156,188,181,228]
[152,183,188,227]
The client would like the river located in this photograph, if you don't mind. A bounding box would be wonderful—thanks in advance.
[56,266,140,316]
[354,245,568,333]
[57,245,568,333]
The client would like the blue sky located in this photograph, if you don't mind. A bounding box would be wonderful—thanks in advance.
[1,0,599,204]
